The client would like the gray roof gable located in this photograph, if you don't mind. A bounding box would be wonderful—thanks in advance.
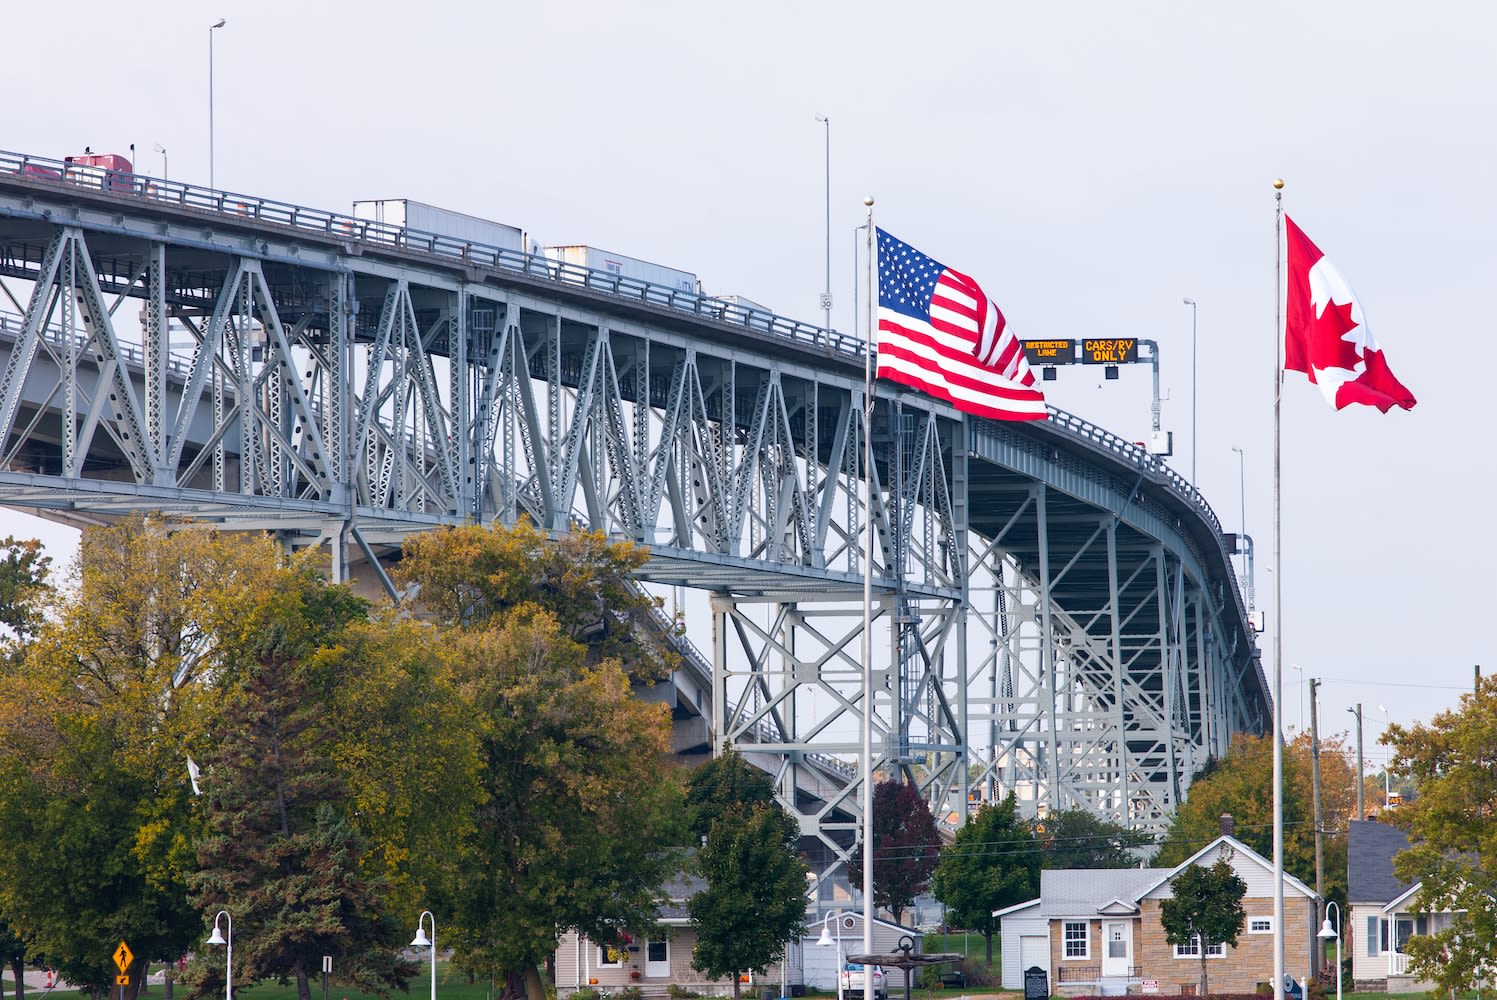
[1347,820,1412,904]
[1039,868,1170,918]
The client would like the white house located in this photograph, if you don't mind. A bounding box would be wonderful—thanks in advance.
[1346,819,1455,993]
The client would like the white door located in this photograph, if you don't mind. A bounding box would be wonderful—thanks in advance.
[1101,921,1132,977]
[646,939,670,978]
[1020,935,1048,978]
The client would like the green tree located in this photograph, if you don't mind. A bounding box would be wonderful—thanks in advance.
[1385,676,1497,994]
[1037,808,1152,869]
[689,802,808,997]
[0,517,276,999]
[685,743,775,842]
[0,535,50,644]
[930,793,1038,962]
[847,779,943,923]
[189,564,416,1000]
[1158,854,1246,1000]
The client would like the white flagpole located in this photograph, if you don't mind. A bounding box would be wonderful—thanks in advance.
[861,195,876,1000]
[1271,177,1286,1000]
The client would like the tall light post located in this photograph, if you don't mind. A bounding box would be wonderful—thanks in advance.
[1183,297,1197,481]
[411,911,436,1000]
[209,18,226,189]
[1290,662,1304,734]
[816,910,845,1000]
[1317,901,1342,1000]
[206,910,233,1000]
[1378,705,1391,806]
[815,115,832,330]
[153,143,168,181]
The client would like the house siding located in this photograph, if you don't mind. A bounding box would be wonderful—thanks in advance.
[999,911,1048,990]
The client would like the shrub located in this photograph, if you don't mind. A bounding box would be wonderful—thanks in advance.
[918,967,943,990]
[572,990,599,1000]
[668,988,702,1000]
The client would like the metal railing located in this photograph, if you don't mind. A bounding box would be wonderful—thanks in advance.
[1,148,860,357]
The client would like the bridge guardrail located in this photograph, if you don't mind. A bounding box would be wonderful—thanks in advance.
[2,148,1250,654]
[1,149,863,359]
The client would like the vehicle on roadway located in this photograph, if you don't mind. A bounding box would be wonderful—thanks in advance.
[840,963,887,1000]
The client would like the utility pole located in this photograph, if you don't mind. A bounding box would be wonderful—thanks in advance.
[1309,677,1325,936]
[1349,703,1364,820]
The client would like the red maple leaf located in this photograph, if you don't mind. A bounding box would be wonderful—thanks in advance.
[1307,297,1365,372]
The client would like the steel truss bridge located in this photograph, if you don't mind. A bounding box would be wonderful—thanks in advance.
[0,150,1267,878]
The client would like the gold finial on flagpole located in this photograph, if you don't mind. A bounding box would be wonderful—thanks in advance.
[1273,178,1285,190]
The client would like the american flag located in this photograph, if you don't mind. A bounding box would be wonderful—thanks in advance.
[875,228,1046,421]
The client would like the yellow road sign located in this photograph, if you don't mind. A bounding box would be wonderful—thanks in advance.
[113,941,133,973]
[116,975,131,986]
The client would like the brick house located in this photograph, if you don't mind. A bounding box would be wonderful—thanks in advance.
[998,831,1317,996]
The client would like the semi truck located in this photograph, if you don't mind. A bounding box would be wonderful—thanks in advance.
[352,198,524,253]
[545,245,698,294]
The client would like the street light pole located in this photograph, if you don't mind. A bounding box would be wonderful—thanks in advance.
[816,911,845,1000]
[1183,297,1197,481]
[1318,901,1342,1000]
[815,115,832,330]
[412,911,436,1000]
[209,18,226,189]
[206,910,232,1000]
[153,143,168,181]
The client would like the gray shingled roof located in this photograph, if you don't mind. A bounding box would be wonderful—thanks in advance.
[1038,868,1169,918]
[1347,820,1412,904]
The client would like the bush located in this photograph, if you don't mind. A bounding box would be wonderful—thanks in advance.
[918,967,943,990]
[616,989,643,1000]
[957,959,992,988]
[572,990,599,1000]
[668,988,702,1000]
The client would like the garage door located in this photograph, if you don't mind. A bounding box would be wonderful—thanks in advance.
[1020,935,1048,975]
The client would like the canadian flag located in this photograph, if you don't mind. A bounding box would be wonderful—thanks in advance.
[1283,215,1416,412]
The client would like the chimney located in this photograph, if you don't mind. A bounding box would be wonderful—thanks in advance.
[1219,813,1236,837]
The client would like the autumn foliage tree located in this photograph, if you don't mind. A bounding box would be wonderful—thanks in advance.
[847,779,943,923]
[395,523,682,1000]
[1155,732,1358,904]
[1385,677,1497,994]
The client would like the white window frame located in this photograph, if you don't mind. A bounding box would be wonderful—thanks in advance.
[597,945,625,968]
[1173,936,1226,959]
[1248,917,1274,935]
[1063,921,1090,959]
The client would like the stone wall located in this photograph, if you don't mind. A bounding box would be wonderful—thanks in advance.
[1133,897,1316,994]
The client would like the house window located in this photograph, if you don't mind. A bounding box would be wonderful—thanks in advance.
[598,946,625,967]
[1248,917,1273,934]
[1063,921,1090,959]
[1173,936,1226,959]
[1367,916,1385,957]
[647,940,667,963]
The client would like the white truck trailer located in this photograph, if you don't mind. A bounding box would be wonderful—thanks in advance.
[352,198,524,253]
[545,245,698,294]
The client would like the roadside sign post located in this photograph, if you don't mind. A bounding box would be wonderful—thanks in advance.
[114,941,135,1000]
[322,955,332,1000]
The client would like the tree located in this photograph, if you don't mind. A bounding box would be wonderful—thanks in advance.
[189,564,418,1000]
[685,742,775,842]
[0,535,50,644]
[690,802,808,998]
[399,524,685,1000]
[1159,854,1246,1000]
[1154,732,1357,906]
[1384,676,1497,994]
[396,522,674,680]
[1037,808,1153,869]
[930,793,1038,962]
[0,517,279,999]
[847,779,943,923]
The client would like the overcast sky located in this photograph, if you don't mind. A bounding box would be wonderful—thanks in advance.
[5,1,1490,765]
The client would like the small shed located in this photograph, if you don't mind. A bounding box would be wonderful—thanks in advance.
[996,898,1048,991]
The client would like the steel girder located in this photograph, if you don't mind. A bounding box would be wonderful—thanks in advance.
[0,186,1266,865]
